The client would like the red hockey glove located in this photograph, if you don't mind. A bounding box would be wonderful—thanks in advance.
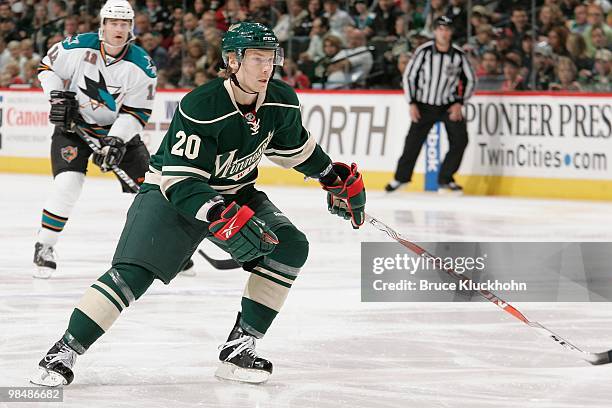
[208,202,278,263]
[320,162,366,229]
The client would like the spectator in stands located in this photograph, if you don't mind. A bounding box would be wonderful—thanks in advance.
[325,28,373,89]
[281,57,311,88]
[504,7,530,51]
[476,50,504,90]
[167,33,185,85]
[550,56,582,90]
[179,58,197,88]
[469,5,491,37]
[48,0,68,34]
[323,0,354,40]
[32,4,53,54]
[588,24,612,55]
[567,4,589,33]
[352,0,375,32]
[300,16,329,62]
[203,37,222,79]
[2,61,24,85]
[389,51,410,88]
[501,59,526,90]
[0,17,23,43]
[78,20,92,34]
[215,0,247,32]
[193,0,206,18]
[249,0,281,29]
[4,40,19,65]
[156,69,176,89]
[288,0,311,37]
[388,15,411,58]
[446,0,467,43]
[183,12,205,42]
[566,32,594,79]
[537,5,563,38]
[584,4,612,52]
[134,13,151,36]
[424,0,448,37]
[144,0,172,36]
[584,48,611,91]
[141,32,169,70]
[194,69,211,87]
[301,0,323,35]
[367,0,403,40]
[18,39,39,73]
[187,38,207,69]
[548,25,570,56]
[63,16,78,38]
[468,23,495,57]
[201,10,217,30]
[274,0,310,41]
[526,41,555,90]
[559,0,579,20]
[313,33,342,84]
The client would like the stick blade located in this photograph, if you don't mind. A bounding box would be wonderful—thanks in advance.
[586,350,612,365]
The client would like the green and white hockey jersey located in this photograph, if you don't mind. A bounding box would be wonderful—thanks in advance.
[38,33,157,141]
[144,78,332,222]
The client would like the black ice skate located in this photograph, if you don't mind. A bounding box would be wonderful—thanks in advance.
[215,313,273,384]
[30,340,78,387]
[33,242,57,279]
[438,181,463,195]
[384,180,406,193]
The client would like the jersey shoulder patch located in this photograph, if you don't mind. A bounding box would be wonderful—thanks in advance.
[178,78,236,125]
[61,32,99,50]
[125,44,157,78]
[264,79,300,107]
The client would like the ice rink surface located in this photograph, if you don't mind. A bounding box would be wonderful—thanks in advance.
[1,173,612,408]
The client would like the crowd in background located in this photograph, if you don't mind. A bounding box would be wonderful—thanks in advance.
[0,0,610,91]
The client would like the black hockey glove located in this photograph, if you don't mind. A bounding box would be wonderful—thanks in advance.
[92,136,126,172]
[49,90,79,129]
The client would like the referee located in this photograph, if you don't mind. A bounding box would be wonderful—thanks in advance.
[385,16,476,193]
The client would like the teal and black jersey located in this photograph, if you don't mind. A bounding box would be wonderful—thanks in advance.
[144,78,332,222]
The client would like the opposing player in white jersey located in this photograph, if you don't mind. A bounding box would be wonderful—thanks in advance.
[34,0,194,278]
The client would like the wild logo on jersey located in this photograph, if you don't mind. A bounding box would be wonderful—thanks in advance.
[79,70,121,111]
[215,130,274,181]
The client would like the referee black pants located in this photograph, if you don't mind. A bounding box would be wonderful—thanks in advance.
[393,103,468,185]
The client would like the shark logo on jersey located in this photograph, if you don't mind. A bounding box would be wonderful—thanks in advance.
[63,35,80,46]
[143,55,157,76]
[79,70,121,111]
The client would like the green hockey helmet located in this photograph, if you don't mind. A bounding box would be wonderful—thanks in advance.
[222,22,284,67]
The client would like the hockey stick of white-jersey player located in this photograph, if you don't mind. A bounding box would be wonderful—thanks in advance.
[365,212,612,366]
[71,124,141,193]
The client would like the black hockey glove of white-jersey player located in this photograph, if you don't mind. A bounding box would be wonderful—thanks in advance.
[92,136,126,172]
[49,90,79,129]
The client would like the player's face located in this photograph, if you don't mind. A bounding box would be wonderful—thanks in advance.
[237,49,275,93]
[104,18,131,48]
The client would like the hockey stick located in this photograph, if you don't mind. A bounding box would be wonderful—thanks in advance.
[365,212,612,365]
[71,124,141,193]
[197,249,241,270]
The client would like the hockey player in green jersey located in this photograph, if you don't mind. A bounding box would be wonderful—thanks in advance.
[30,22,366,386]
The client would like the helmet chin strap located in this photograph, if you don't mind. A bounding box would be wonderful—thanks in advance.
[230,73,258,95]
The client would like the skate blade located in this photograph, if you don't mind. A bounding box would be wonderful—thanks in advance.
[178,267,196,277]
[30,367,67,387]
[33,267,54,279]
[214,362,270,384]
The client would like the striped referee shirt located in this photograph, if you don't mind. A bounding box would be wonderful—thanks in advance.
[402,40,476,106]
